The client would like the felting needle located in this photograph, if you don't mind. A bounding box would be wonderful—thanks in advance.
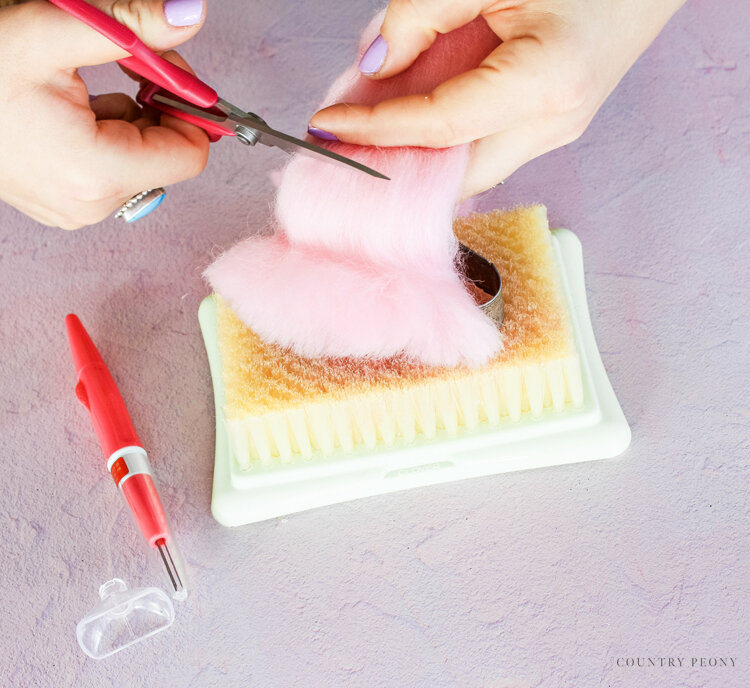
[65,314,187,600]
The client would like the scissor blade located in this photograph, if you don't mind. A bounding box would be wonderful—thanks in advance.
[259,126,390,180]
[231,114,390,180]
[157,94,389,180]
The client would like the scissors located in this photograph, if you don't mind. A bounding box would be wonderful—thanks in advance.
[47,0,389,180]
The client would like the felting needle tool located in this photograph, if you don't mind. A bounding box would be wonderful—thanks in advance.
[65,314,186,600]
[47,0,389,180]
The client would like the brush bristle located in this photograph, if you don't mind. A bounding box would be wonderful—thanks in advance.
[217,206,584,468]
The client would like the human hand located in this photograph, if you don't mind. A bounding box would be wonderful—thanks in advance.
[0,0,209,229]
[309,0,686,199]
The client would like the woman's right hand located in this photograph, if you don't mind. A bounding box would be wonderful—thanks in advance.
[0,0,209,229]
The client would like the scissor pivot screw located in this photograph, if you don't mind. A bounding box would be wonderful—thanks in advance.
[235,125,260,146]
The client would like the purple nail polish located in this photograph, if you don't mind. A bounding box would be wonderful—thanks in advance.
[88,94,98,102]
[308,126,339,142]
[164,0,204,27]
[359,35,388,75]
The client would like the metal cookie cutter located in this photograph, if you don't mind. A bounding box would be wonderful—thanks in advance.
[459,243,504,326]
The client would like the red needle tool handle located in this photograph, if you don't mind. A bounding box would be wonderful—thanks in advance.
[65,315,184,598]
[65,315,169,548]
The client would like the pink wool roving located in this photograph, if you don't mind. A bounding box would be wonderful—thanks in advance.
[206,15,503,367]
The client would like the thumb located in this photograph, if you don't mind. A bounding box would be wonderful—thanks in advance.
[19,0,205,75]
[363,0,483,78]
[311,36,545,148]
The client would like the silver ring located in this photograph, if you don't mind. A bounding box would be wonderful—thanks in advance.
[114,188,166,223]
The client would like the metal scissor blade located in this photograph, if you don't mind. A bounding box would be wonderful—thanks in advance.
[155,94,389,180]
[242,120,390,180]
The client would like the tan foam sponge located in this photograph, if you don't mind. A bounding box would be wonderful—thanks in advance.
[217,206,583,466]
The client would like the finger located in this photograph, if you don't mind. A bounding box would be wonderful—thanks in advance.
[311,37,545,148]
[137,50,209,130]
[16,0,206,74]
[121,50,206,132]
[89,93,141,122]
[119,49,199,112]
[460,112,587,198]
[117,47,193,83]
[461,129,536,199]
[131,116,160,131]
[93,115,209,193]
[364,0,486,78]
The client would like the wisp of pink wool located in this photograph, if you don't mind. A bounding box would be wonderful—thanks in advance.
[206,15,503,367]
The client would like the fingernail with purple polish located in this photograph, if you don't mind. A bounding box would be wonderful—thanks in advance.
[308,127,339,142]
[164,0,204,27]
[359,35,388,75]
[88,94,98,102]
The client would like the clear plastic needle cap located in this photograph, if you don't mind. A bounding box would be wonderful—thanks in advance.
[76,579,175,659]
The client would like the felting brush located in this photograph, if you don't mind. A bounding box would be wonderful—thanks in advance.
[65,315,187,600]
[199,206,631,526]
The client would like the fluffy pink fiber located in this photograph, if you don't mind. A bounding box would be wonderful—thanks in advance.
[206,15,503,367]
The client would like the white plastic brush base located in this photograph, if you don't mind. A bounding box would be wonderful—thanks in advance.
[199,229,630,526]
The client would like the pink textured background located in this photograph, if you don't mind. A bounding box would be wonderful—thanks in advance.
[1,1,748,686]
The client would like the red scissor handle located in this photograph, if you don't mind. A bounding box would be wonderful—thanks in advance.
[137,83,233,142]
[48,0,218,109]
